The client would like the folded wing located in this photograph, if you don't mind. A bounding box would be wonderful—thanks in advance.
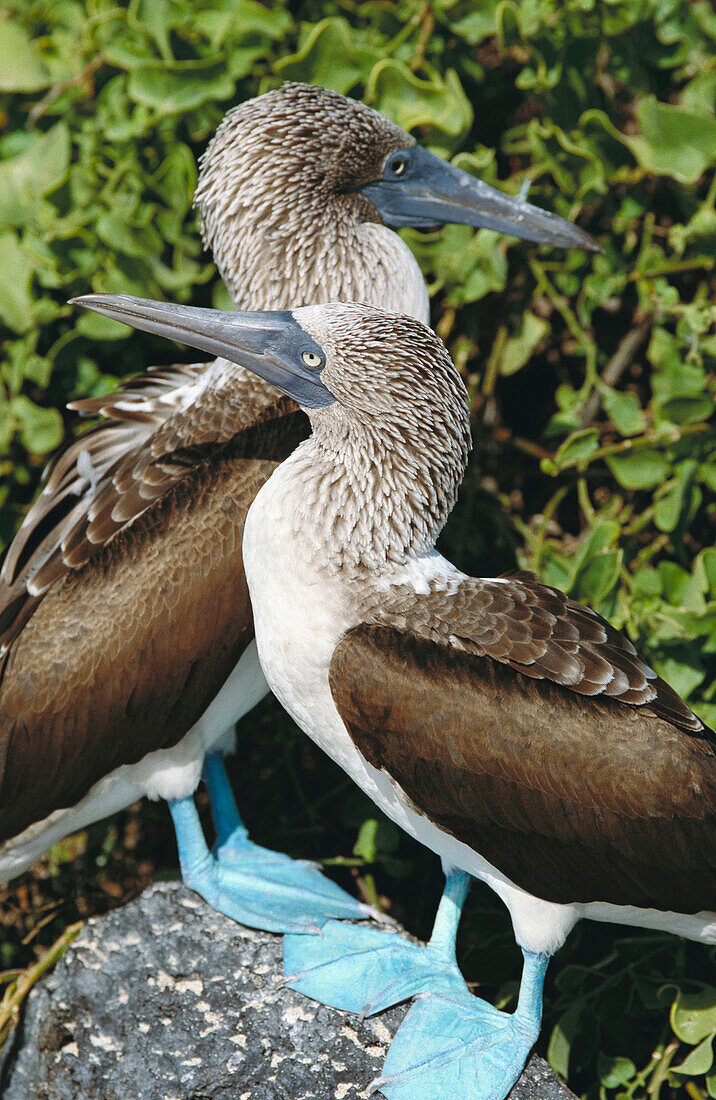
[330,572,715,911]
[0,363,307,845]
[0,361,294,670]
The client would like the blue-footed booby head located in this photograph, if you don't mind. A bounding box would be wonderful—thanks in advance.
[76,293,716,1100]
[0,82,597,948]
[196,82,600,315]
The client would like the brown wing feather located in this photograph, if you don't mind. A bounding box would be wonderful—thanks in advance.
[361,571,701,732]
[0,361,290,670]
[333,577,715,911]
[2,364,206,588]
[0,401,309,845]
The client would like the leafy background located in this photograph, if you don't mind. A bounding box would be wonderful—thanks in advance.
[0,0,715,1094]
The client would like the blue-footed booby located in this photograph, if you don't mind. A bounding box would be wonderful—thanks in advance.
[0,82,598,935]
[73,294,715,1100]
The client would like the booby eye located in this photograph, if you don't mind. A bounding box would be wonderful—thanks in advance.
[301,350,323,369]
[390,157,406,177]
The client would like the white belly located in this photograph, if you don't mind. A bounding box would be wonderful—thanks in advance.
[243,470,716,954]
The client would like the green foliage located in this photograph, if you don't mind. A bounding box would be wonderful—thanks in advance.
[1,0,715,1095]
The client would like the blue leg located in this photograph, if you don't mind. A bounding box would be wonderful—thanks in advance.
[284,868,471,1015]
[375,950,550,1100]
[169,780,367,935]
[205,751,303,868]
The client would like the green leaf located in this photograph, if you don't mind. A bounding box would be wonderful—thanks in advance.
[654,462,699,533]
[671,1034,714,1076]
[408,224,508,305]
[696,549,716,598]
[194,0,292,45]
[0,123,71,228]
[353,818,379,862]
[547,1005,583,1079]
[626,97,716,184]
[128,59,236,112]
[658,562,693,606]
[606,448,670,490]
[632,566,662,597]
[11,395,63,455]
[598,1053,637,1088]
[575,550,622,605]
[212,281,233,310]
[275,18,378,94]
[0,232,35,333]
[445,3,502,45]
[707,1067,716,1099]
[671,990,716,1044]
[546,429,599,473]
[495,312,550,377]
[75,311,131,341]
[654,656,705,701]
[366,62,473,150]
[601,388,646,437]
[352,816,400,861]
[95,213,163,260]
[0,19,50,92]
[151,143,197,215]
[658,395,714,425]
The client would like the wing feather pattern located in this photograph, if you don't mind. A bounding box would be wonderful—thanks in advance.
[0,361,286,670]
[0,364,308,847]
[331,573,715,911]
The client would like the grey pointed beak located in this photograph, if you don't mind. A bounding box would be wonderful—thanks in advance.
[360,145,601,252]
[70,294,334,409]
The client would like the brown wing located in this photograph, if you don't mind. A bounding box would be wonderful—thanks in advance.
[331,576,715,912]
[0,383,308,845]
[366,571,701,731]
[0,361,290,671]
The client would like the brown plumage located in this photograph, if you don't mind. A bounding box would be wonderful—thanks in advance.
[0,385,307,843]
[0,362,302,666]
[0,80,599,877]
[0,84,420,857]
[330,571,715,913]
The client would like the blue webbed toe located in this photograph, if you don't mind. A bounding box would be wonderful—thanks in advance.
[284,869,471,1014]
[284,920,468,1015]
[375,951,549,1100]
[169,786,367,934]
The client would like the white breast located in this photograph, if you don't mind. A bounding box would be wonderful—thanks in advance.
[243,456,716,955]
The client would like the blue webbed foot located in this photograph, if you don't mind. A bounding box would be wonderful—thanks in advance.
[375,951,549,1100]
[284,869,470,1015]
[216,840,369,928]
[169,779,368,934]
[284,919,468,1015]
[202,751,367,926]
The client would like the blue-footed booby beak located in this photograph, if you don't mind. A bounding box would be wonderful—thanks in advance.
[360,145,602,252]
[70,295,334,410]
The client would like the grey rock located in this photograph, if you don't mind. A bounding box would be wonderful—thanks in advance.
[1,882,575,1100]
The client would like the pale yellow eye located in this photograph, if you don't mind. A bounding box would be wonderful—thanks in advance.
[391,158,406,176]
[302,351,322,368]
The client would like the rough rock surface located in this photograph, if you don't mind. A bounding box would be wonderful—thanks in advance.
[1,882,575,1100]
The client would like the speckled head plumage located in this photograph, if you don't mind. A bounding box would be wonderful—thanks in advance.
[296,302,469,450]
[194,83,421,313]
[197,82,412,214]
[194,82,600,315]
[282,302,473,568]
